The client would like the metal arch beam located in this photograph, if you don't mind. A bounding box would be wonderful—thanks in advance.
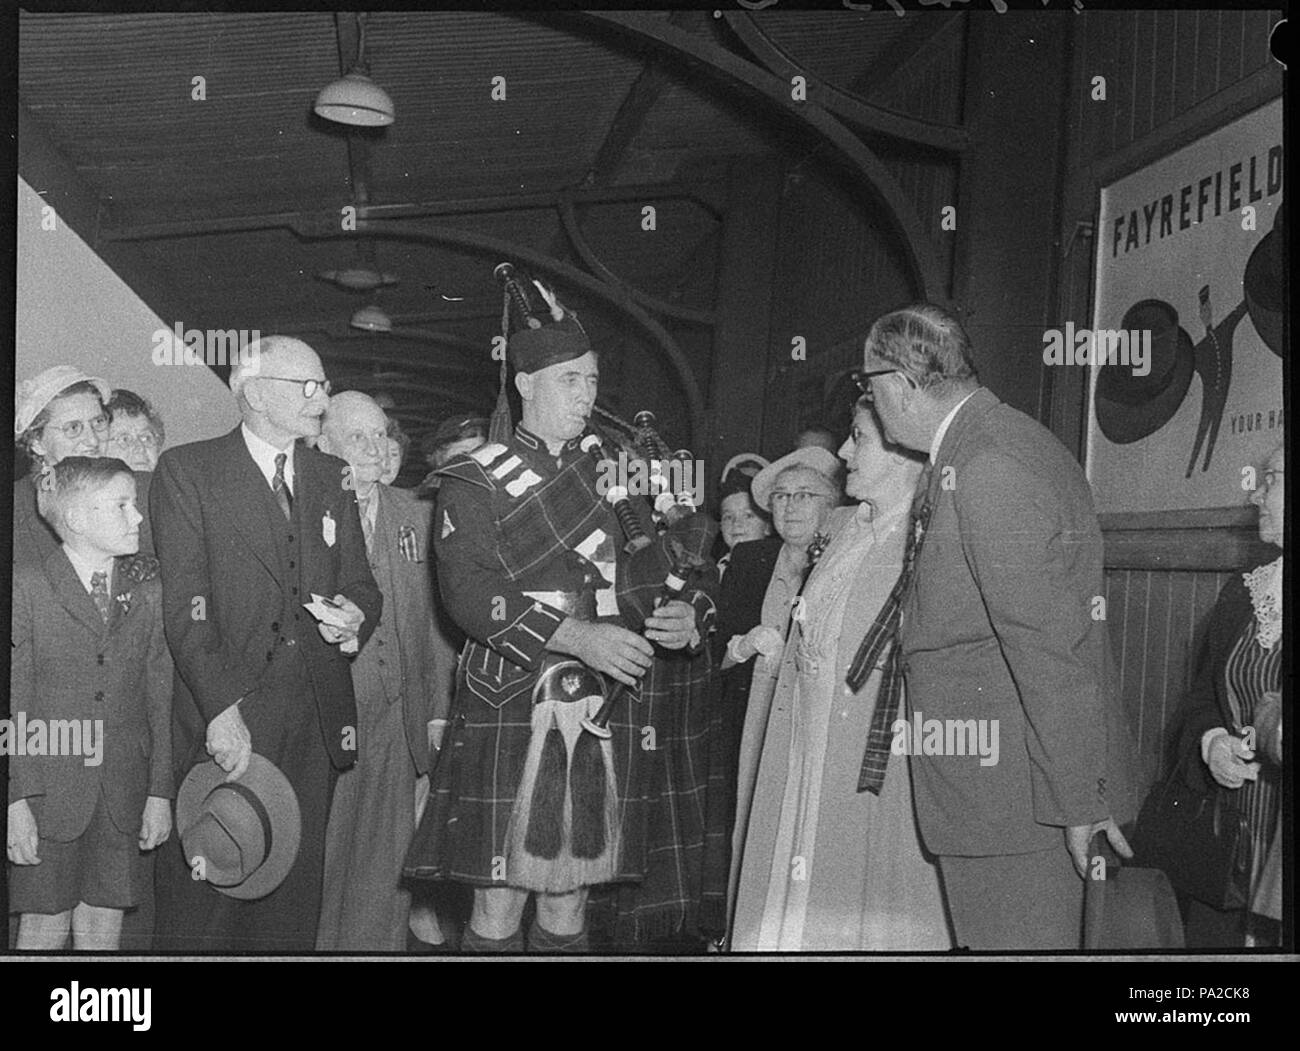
[557,193,716,327]
[565,10,947,304]
[291,217,708,451]
[722,11,968,154]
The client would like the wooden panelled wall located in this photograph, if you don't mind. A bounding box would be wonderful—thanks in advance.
[758,15,965,456]
[1062,9,1284,800]
[1105,568,1237,791]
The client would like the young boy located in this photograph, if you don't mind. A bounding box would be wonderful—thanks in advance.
[6,456,173,950]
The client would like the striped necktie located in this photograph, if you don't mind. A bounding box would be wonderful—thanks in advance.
[849,462,934,794]
[272,452,293,520]
[89,570,112,624]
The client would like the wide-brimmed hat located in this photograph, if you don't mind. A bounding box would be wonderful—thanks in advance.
[1244,201,1284,358]
[1094,299,1195,445]
[14,365,112,438]
[176,755,301,901]
[751,446,842,510]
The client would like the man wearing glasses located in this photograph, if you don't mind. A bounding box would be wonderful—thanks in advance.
[150,335,382,950]
[852,303,1138,950]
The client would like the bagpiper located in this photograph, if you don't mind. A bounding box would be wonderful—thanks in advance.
[404,310,711,952]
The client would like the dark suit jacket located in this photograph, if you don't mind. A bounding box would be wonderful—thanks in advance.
[367,483,447,776]
[8,550,172,840]
[13,472,154,568]
[149,427,382,776]
[902,388,1138,857]
[1174,567,1264,792]
[713,537,783,705]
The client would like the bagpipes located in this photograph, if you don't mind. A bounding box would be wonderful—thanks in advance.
[493,260,719,885]
[491,261,717,731]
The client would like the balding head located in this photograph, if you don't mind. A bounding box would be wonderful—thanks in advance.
[231,335,330,447]
[319,390,390,494]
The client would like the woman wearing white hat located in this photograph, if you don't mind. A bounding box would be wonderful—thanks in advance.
[720,444,842,936]
[13,366,115,567]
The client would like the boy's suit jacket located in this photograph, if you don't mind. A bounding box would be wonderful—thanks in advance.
[8,550,173,841]
[368,483,446,776]
[901,387,1138,857]
[149,427,382,778]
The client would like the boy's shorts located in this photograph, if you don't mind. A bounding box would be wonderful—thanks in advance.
[9,788,147,915]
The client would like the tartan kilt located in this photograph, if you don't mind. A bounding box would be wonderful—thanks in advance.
[587,644,728,946]
[403,663,655,888]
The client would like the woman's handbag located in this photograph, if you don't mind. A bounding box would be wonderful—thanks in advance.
[1131,752,1251,911]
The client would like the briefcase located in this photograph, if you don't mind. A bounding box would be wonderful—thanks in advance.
[1084,846,1185,951]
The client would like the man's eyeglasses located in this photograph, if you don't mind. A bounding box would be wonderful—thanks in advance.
[107,431,160,450]
[851,368,906,401]
[49,414,110,440]
[257,376,332,399]
[769,490,832,510]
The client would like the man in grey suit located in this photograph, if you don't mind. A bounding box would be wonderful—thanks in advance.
[858,303,1137,949]
[315,392,449,950]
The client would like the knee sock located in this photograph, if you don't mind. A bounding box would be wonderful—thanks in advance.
[528,918,589,953]
[461,925,524,954]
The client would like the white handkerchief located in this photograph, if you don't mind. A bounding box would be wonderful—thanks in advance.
[304,593,351,627]
[322,511,336,547]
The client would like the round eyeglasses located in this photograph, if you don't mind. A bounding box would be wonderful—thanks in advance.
[49,413,111,440]
[257,376,332,398]
[769,490,831,510]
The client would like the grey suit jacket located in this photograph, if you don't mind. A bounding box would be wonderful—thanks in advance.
[901,388,1138,856]
[8,550,173,841]
[366,484,448,776]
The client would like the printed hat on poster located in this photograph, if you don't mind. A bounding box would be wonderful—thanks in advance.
[1094,299,1195,445]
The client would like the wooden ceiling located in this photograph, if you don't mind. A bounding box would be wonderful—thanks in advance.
[19,8,938,469]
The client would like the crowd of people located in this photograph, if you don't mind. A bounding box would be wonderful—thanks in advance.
[7,301,1285,952]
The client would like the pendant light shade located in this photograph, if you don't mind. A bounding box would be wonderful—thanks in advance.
[314,71,395,127]
[350,305,394,332]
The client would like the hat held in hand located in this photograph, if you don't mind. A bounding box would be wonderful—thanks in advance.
[177,754,301,900]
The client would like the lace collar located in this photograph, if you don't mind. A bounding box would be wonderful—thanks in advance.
[1243,556,1282,650]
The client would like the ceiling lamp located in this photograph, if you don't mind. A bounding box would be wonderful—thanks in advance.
[315,14,395,127]
[350,305,393,332]
[317,267,399,292]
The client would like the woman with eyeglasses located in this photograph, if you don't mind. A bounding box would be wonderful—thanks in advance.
[13,366,117,566]
[730,402,950,951]
[1176,439,1285,947]
[715,445,842,938]
[105,390,166,473]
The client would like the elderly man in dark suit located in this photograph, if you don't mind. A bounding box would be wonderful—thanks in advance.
[150,336,381,951]
[314,391,449,951]
[854,303,1138,950]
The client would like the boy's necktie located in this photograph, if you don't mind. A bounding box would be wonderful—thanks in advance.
[90,570,112,624]
[272,452,293,519]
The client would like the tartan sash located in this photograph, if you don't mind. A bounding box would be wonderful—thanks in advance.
[850,463,934,795]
